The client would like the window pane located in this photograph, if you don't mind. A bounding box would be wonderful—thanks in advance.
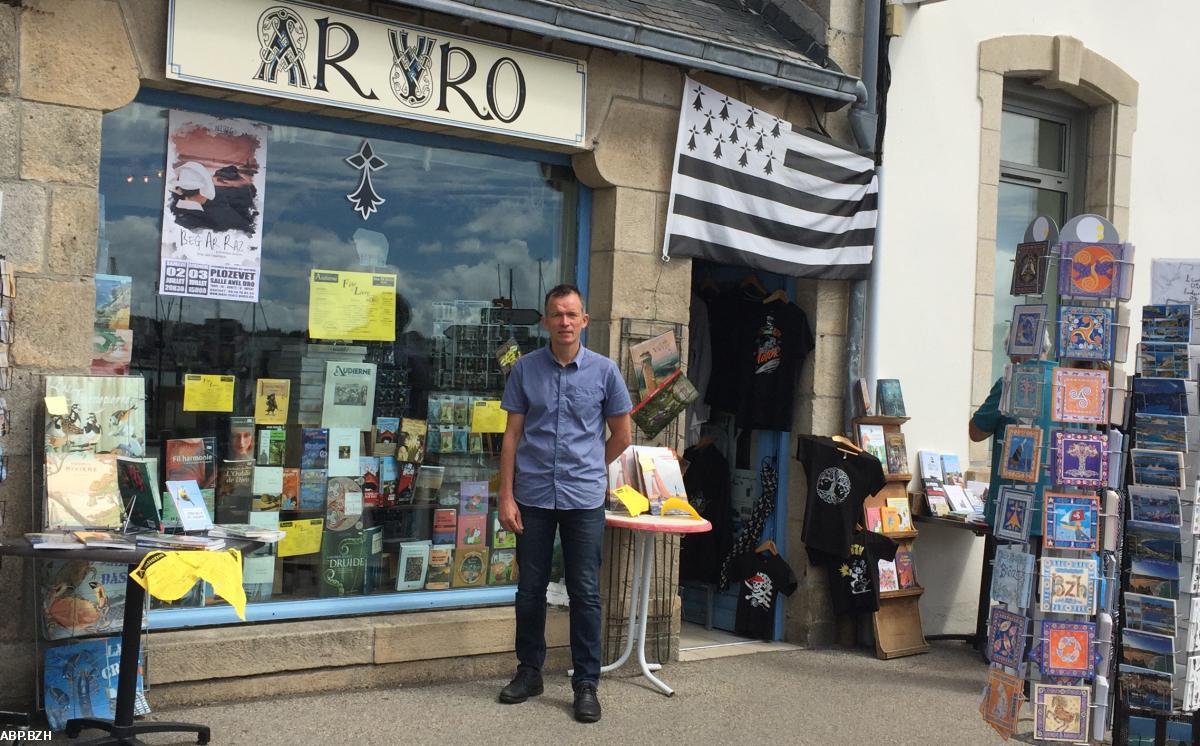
[1000,110,1066,172]
[992,182,1066,382]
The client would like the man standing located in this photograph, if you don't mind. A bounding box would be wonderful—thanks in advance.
[497,284,632,723]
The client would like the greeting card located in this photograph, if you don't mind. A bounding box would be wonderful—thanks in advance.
[1033,684,1089,742]
[1010,240,1048,296]
[1003,362,1044,419]
[1007,304,1048,357]
[1053,430,1108,488]
[994,485,1034,543]
[980,666,1024,739]
[1042,492,1099,551]
[1040,556,1097,615]
[988,606,1028,669]
[999,425,1042,482]
[1058,241,1132,300]
[1039,621,1096,678]
[1057,305,1113,361]
[1052,367,1108,424]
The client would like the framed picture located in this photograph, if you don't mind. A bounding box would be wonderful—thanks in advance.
[1042,492,1100,551]
[1052,430,1108,488]
[1052,367,1108,424]
[856,423,887,465]
[1142,304,1192,343]
[1057,305,1113,361]
[1039,556,1097,616]
[993,485,1034,543]
[988,606,1028,668]
[1058,241,1132,300]
[1010,240,1048,296]
[1040,620,1096,679]
[998,424,1042,482]
[1131,448,1186,489]
[1003,362,1044,419]
[1033,684,1089,742]
[980,667,1024,739]
[1007,304,1048,357]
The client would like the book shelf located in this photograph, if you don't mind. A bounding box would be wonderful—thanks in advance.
[854,415,930,660]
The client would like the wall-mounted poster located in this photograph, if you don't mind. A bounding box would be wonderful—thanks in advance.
[159,110,267,303]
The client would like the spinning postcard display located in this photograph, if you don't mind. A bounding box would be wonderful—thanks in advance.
[982,215,1132,743]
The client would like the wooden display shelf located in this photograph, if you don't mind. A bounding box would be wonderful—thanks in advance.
[855,415,911,425]
[885,472,913,483]
[880,586,924,599]
[880,530,919,540]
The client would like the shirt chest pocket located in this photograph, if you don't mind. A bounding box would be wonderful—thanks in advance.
[567,385,605,418]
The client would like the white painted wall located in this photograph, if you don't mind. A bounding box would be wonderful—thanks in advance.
[870,0,1200,634]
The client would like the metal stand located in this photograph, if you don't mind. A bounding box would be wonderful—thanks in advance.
[597,532,672,696]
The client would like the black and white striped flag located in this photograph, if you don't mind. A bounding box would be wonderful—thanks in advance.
[662,78,878,279]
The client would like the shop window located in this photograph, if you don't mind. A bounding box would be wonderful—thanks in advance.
[991,87,1086,383]
[97,92,581,621]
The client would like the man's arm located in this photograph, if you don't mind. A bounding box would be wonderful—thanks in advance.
[498,412,526,534]
[605,413,632,466]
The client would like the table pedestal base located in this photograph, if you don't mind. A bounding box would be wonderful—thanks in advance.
[596,532,673,696]
[67,718,210,746]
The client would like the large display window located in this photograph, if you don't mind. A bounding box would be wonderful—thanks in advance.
[96,91,583,625]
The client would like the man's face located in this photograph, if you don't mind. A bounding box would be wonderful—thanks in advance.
[543,292,588,348]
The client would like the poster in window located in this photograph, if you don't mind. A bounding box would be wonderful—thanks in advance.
[159,109,267,303]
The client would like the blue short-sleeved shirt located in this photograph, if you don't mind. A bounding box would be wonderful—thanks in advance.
[501,345,633,510]
[971,377,1014,527]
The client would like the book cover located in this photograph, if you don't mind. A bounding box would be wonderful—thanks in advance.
[251,466,284,511]
[895,548,916,589]
[917,451,943,481]
[880,507,901,534]
[359,456,382,508]
[433,508,457,544]
[228,416,255,461]
[875,379,906,417]
[39,560,129,640]
[395,461,417,504]
[864,506,882,533]
[990,544,1035,610]
[884,433,908,475]
[490,509,516,549]
[374,416,400,456]
[44,638,112,731]
[1010,240,1047,295]
[1039,556,1098,615]
[459,480,489,515]
[214,458,254,524]
[923,481,950,517]
[885,496,911,531]
[327,427,360,477]
[318,525,382,597]
[877,559,899,592]
[1058,305,1114,361]
[413,465,444,505]
[399,418,427,463]
[939,453,964,486]
[324,476,363,532]
[395,541,431,591]
[165,437,217,493]
[255,427,287,467]
[630,369,698,439]
[165,479,213,531]
[283,424,305,468]
[379,456,398,504]
[254,378,291,425]
[280,467,300,510]
[299,469,327,510]
[321,361,377,430]
[856,424,886,465]
[300,428,329,469]
[91,274,132,371]
[242,553,276,603]
[628,330,680,400]
[44,375,145,458]
[425,546,454,590]
[452,546,488,588]
[488,548,517,585]
[457,512,486,547]
[116,456,161,532]
[1007,304,1048,357]
[46,454,123,530]
[101,636,150,718]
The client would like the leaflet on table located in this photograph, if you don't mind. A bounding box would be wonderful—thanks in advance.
[159,110,267,303]
[308,269,396,341]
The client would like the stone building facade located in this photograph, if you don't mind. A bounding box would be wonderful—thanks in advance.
[0,0,865,709]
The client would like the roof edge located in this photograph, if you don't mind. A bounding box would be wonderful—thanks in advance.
[382,0,865,105]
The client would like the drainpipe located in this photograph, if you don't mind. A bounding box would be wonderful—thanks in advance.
[843,0,882,436]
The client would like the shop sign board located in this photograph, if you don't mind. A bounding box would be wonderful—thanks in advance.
[167,0,587,147]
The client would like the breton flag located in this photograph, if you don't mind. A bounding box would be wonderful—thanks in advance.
[662,78,878,279]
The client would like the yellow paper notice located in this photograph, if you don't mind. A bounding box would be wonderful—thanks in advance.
[308,269,397,342]
[131,549,247,620]
[182,374,235,412]
[278,517,324,557]
[470,400,508,433]
[612,485,649,516]
[661,498,702,520]
[44,396,68,416]
[254,378,291,424]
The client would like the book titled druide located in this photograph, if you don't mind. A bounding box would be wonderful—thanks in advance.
[319,525,382,597]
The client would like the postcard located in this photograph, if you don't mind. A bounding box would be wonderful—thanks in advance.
[988,606,1027,669]
[1007,304,1048,356]
[1040,620,1095,679]
[1010,240,1047,296]
[1033,684,1089,742]
[1139,341,1191,379]
[1133,377,1193,417]
[1042,493,1099,551]
[999,424,1042,482]
[1125,592,1177,637]
[1040,556,1097,615]
[1003,362,1044,419]
[1122,628,1176,675]
[1126,520,1182,563]
[1053,430,1107,488]
[1134,412,1188,453]
[1142,304,1193,344]
[1057,305,1113,361]
[1119,664,1173,712]
[1189,596,1200,652]
[1052,368,1108,424]
[994,486,1035,543]
[1183,661,1200,723]
[1131,448,1186,489]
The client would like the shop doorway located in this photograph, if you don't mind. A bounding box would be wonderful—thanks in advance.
[678,259,795,646]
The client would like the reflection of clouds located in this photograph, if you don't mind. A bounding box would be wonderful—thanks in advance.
[457,200,545,241]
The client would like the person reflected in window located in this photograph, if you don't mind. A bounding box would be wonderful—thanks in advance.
[496,284,632,724]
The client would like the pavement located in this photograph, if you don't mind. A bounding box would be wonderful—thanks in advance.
[55,641,1018,745]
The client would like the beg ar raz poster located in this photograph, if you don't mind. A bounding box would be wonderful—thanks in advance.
[160,110,268,303]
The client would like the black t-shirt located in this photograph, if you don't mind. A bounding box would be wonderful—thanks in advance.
[819,530,898,615]
[735,300,814,431]
[796,435,887,561]
[730,551,798,640]
[679,443,733,585]
[703,293,758,413]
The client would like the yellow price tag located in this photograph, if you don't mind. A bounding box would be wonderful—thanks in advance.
[612,485,650,516]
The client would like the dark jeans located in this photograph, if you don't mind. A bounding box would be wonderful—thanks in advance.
[514,503,606,689]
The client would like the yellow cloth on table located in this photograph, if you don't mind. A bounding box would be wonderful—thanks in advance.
[130,549,247,620]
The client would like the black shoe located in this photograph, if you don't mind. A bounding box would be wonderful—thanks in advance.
[573,683,601,723]
[498,669,544,704]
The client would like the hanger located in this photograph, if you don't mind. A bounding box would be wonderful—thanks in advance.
[754,539,778,555]
[761,288,788,304]
[831,435,864,457]
[739,272,767,298]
